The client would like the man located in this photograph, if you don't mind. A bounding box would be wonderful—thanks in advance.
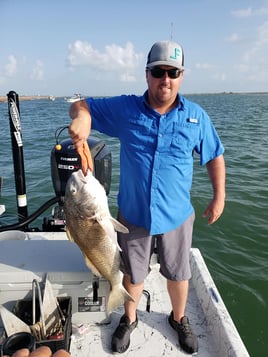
[69,40,226,354]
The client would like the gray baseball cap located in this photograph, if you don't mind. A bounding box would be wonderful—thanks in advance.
[146,41,184,69]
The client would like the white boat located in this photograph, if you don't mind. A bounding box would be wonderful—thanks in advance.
[0,232,249,357]
[0,92,249,356]
[48,95,55,101]
[64,93,84,103]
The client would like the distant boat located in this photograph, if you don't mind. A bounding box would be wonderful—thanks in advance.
[48,95,55,101]
[65,93,84,103]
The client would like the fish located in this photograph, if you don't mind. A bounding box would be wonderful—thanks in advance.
[64,169,134,314]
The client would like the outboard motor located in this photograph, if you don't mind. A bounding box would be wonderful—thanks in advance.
[51,137,112,197]
[43,127,112,231]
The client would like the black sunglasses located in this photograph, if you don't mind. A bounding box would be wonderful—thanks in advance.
[149,67,182,79]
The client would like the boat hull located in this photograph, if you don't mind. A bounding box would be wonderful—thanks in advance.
[0,232,249,356]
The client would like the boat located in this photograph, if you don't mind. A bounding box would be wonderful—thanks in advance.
[0,92,249,356]
[48,95,55,101]
[64,93,84,103]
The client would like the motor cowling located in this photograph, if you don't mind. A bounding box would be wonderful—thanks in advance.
[51,137,112,197]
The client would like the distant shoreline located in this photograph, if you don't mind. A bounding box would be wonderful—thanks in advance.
[1,92,268,103]
[0,95,53,103]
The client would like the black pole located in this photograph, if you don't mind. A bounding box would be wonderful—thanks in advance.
[7,91,28,225]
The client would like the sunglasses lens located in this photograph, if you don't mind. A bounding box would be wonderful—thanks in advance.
[150,68,165,78]
[168,69,180,78]
[150,68,181,79]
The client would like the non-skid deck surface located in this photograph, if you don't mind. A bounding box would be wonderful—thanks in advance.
[70,264,218,357]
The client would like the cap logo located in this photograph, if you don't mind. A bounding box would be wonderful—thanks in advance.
[170,47,181,60]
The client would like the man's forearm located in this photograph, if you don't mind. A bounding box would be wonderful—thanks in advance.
[206,154,226,200]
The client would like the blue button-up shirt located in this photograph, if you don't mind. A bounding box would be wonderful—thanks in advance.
[86,92,224,235]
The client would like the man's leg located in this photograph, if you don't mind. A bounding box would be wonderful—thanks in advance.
[111,275,143,353]
[123,274,144,323]
[157,213,198,354]
[167,279,189,321]
[112,211,152,354]
[167,278,198,354]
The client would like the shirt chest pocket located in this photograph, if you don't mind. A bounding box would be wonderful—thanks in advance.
[126,115,157,150]
[170,123,200,158]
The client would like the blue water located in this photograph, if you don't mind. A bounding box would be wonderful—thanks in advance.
[0,93,267,356]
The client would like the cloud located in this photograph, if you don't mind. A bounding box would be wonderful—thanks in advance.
[30,60,44,80]
[257,20,268,45]
[213,73,226,81]
[67,41,144,81]
[231,7,253,17]
[235,63,249,73]
[226,33,240,43]
[233,20,268,85]
[243,20,268,63]
[231,6,268,17]
[120,72,137,82]
[4,55,17,77]
[195,63,213,70]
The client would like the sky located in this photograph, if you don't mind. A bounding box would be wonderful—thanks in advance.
[1,0,268,96]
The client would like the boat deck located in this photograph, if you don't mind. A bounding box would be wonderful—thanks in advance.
[0,231,249,356]
[70,263,218,356]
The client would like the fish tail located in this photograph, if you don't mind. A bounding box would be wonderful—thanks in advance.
[107,285,134,314]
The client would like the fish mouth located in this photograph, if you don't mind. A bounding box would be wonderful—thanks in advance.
[75,169,88,183]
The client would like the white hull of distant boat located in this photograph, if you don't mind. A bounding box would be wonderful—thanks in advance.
[65,94,84,103]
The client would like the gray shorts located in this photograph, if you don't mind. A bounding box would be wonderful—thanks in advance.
[117,212,195,284]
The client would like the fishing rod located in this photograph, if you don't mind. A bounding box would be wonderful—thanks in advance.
[7,91,28,226]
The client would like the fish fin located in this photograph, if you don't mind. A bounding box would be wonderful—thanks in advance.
[83,254,102,277]
[107,284,135,314]
[110,217,129,234]
[66,228,75,243]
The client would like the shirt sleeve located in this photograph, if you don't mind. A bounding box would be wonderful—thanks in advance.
[196,110,225,166]
[85,96,130,138]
